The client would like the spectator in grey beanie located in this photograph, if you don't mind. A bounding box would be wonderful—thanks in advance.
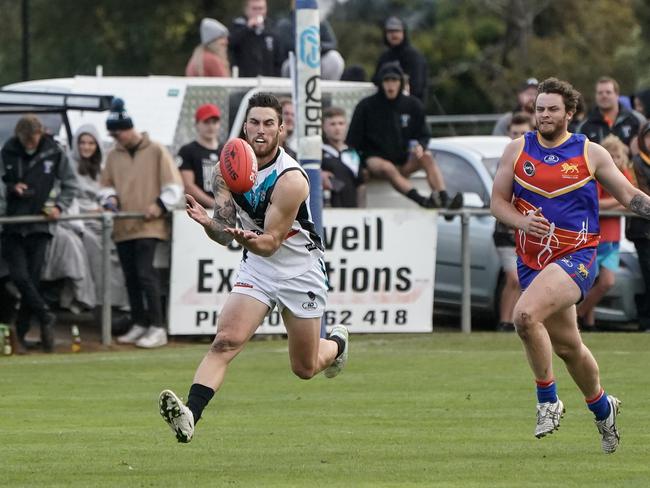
[186,18,231,77]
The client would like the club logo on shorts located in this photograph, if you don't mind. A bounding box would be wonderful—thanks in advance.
[577,263,589,279]
[560,256,573,268]
[302,291,317,311]
[523,160,535,177]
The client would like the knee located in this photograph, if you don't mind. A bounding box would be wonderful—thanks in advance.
[209,331,244,355]
[291,361,317,380]
[420,152,435,167]
[513,306,539,338]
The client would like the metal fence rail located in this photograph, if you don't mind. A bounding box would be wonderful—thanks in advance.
[0,211,144,346]
[0,207,639,341]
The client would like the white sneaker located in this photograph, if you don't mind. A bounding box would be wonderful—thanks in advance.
[135,326,168,348]
[535,398,565,438]
[159,389,195,443]
[595,395,621,454]
[116,324,148,344]
[324,325,349,378]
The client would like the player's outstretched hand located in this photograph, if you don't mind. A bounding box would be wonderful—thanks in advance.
[224,227,260,246]
[522,207,550,238]
[186,194,211,227]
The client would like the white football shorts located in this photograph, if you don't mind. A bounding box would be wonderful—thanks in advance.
[231,258,328,318]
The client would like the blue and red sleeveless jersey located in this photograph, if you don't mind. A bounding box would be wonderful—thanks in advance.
[513,131,599,270]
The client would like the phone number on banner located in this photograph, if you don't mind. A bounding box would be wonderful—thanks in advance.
[261,308,410,328]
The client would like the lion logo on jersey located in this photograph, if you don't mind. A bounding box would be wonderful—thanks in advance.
[560,162,579,174]
[577,263,589,279]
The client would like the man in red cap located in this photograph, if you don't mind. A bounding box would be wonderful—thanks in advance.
[176,103,223,208]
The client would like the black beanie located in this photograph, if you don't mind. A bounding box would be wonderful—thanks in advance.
[106,98,134,131]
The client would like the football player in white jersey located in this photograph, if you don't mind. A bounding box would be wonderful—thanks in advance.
[159,93,349,443]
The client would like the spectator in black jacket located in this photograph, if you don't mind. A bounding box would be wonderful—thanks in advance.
[626,122,650,330]
[0,115,79,353]
[228,0,282,77]
[577,76,644,150]
[633,88,650,118]
[372,16,428,104]
[347,62,461,209]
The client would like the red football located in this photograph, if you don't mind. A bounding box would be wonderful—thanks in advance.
[219,138,258,193]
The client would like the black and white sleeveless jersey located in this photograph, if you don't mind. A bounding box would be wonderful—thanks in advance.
[231,147,324,279]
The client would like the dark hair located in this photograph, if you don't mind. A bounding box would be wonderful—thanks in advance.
[596,76,620,95]
[639,121,650,157]
[323,106,346,120]
[15,114,44,141]
[246,92,283,125]
[508,111,534,129]
[76,132,102,180]
[537,77,580,113]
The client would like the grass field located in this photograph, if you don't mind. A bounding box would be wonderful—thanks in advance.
[1,332,650,487]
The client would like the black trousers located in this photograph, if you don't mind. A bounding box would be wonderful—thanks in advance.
[633,239,650,328]
[1,232,51,339]
[116,238,163,327]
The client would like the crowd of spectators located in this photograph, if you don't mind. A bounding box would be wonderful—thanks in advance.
[2,1,650,351]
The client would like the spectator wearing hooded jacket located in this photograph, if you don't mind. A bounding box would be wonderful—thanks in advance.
[99,99,183,349]
[63,124,128,311]
[0,114,79,353]
[347,62,461,210]
[372,16,428,104]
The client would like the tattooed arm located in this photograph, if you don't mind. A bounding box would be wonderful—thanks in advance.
[591,142,650,219]
[185,166,236,246]
[630,193,650,219]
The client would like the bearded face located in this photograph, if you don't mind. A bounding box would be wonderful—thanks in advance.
[244,106,283,160]
[535,93,573,141]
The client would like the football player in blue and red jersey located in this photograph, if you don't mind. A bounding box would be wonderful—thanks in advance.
[491,77,650,453]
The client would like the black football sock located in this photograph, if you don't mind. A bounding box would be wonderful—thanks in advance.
[187,383,215,424]
[328,335,345,358]
[406,189,428,207]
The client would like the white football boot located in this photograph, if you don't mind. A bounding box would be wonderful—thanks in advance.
[159,389,195,443]
[595,395,621,454]
[535,398,565,438]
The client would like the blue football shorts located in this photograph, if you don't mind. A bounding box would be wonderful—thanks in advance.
[517,247,597,301]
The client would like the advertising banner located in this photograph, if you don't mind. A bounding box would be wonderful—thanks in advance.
[168,209,436,334]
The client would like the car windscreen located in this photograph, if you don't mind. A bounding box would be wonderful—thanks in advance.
[0,112,64,147]
[435,150,489,203]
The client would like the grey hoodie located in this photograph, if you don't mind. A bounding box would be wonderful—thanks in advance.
[69,124,105,214]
